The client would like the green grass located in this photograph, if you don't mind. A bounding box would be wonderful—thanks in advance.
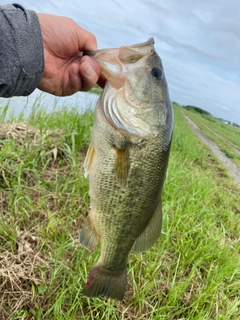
[0,103,239,319]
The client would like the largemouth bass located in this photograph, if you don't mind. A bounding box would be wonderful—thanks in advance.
[80,38,173,300]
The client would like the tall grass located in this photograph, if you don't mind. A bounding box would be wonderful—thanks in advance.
[0,103,239,319]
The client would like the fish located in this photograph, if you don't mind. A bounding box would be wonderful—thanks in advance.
[79,37,173,301]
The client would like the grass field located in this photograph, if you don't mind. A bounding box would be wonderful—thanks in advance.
[0,102,239,319]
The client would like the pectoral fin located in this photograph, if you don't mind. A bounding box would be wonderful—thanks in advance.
[84,142,95,178]
[114,147,130,188]
[79,213,99,251]
[134,198,162,253]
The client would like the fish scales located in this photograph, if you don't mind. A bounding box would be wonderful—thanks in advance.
[79,38,173,300]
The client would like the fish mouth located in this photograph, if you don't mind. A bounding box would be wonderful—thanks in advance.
[83,38,155,88]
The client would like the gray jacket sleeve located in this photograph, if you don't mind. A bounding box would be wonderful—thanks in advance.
[0,3,44,97]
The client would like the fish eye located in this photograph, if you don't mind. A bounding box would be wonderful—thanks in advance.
[151,67,163,80]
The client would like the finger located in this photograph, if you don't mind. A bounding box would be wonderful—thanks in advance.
[79,56,101,91]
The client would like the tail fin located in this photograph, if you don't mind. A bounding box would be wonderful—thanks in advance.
[82,265,127,301]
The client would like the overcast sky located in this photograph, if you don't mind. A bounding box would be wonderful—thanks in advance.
[2,0,240,124]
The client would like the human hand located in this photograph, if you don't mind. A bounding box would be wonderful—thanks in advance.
[37,13,102,96]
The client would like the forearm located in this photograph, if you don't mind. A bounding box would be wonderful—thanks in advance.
[0,3,44,97]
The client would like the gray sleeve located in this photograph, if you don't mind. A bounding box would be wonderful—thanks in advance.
[0,3,44,97]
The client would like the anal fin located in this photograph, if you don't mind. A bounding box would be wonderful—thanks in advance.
[79,214,99,251]
[134,198,162,253]
[114,147,130,188]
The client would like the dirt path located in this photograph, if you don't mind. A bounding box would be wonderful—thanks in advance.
[182,112,240,187]
[198,121,240,156]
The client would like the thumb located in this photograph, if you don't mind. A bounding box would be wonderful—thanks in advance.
[75,25,98,51]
